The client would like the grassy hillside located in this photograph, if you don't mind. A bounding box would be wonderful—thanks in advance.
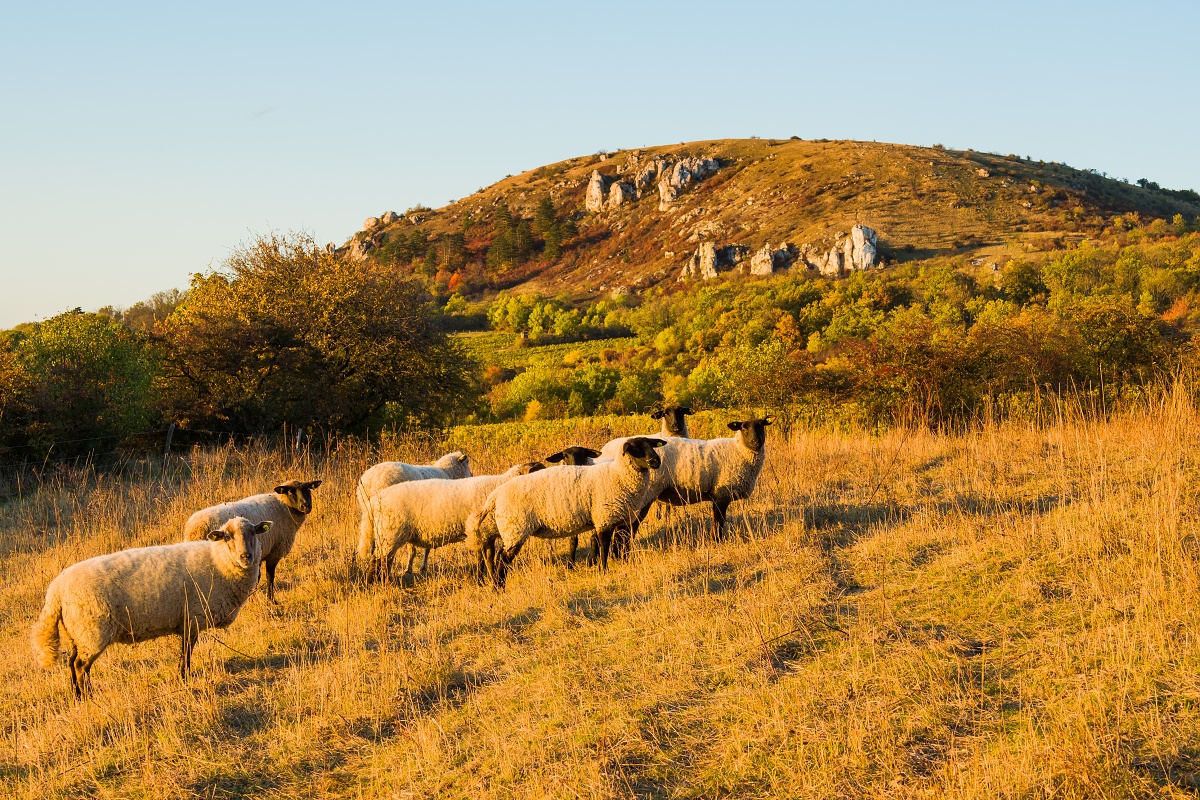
[4,393,1200,797]
[353,138,1200,302]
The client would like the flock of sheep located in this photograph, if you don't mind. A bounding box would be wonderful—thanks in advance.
[29,406,772,699]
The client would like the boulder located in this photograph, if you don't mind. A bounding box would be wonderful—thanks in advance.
[658,156,721,209]
[585,170,611,212]
[362,217,380,232]
[749,244,776,276]
[348,238,373,261]
[607,181,635,209]
[380,210,399,224]
[846,224,878,271]
[679,242,719,281]
[976,168,990,177]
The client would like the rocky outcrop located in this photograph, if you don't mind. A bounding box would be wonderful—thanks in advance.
[607,181,635,209]
[658,157,720,210]
[380,210,399,224]
[747,243,796,276]
[798,225,879,276]
[585,170,611,212]
[678,243,748,281]
[348,237,374,261]
[362,217,380,232]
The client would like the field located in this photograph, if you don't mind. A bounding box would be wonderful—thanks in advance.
[3,394,1200,798]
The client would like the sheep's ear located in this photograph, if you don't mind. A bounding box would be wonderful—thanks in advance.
[458,453,468,461]
[763,416,775,426]
[728,421,744,431]
[253,521,272,535]
[650,409,663,419]
[585,448,602,458]
[305,480,323,490]
[645,438,667,449]
[273,484,292,495]
[620,440,637,456]
[545,452,564,463]
[681,406,693,415]
[206,530,229,542]
[526,462,546,473]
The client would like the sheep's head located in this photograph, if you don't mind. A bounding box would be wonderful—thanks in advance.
[434,451,472,479]
[728,417,774,453]
[544,446,602,466]
[515,462,546,475]
[650,405,693,437]
[274,479,323,514]
[621,437,666,472]
[206,517,271,569]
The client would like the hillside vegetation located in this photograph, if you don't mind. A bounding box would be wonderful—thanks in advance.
[4,392,1200,797]
[354,138,1200,300]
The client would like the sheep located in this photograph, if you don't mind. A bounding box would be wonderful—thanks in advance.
[31,517,272,699]
[651,405,694,438]
[355,451,471,570]
[542,446,604,566]
[599,416,773,555]
[466,437,666,588]
[358,461,545,581]
[183,479,322,603]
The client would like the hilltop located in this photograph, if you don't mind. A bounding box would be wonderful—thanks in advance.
[343,138,1200,301]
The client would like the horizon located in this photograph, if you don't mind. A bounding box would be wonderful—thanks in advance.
[2,0,1198,328]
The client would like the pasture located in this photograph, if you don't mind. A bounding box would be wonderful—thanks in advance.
[2,398,1199,798]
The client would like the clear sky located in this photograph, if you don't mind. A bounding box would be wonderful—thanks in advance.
[1,1,1197,328]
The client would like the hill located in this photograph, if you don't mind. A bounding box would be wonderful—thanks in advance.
[343,138,1200,301]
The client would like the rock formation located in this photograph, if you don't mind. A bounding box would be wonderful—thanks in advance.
[747,243,796,276]
[348,237,373,261]
[362,217,379,232]
[658,157,720,209]
[678,243,748,281]
[585,171,611,212]
[607,181,635,209]
[798,225,879,276]
[380,210,399,224]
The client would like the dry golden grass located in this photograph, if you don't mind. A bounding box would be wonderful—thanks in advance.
[3,398,1200,798]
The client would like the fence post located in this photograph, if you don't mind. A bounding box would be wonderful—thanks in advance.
[163,423,176,469]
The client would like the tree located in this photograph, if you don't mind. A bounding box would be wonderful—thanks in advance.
[157,232,474,433]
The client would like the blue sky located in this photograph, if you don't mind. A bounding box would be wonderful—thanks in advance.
[1,1,1197,328]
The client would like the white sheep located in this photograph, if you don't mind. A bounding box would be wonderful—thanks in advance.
[183,479,322,602]
[355,451,471,569]
[599,416,773,553]
[358,461,545,581]
[31,517,272,699]
[466,437,666,587]
[541,446,603,566]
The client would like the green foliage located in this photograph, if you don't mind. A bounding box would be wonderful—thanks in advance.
[156,232,473,433]
[0,311,158,456]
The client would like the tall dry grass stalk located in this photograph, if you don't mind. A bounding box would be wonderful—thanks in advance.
[2,398,1200,797]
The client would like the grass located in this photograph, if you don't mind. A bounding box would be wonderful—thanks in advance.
[3,394,1200,797]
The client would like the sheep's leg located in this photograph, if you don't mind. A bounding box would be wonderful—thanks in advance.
[567,536,579,568]
[67,641,81,700]
[264,560,278,603]
[712,498,732,541]
[419,547,431,574]
[74,651,98,699]
[476,539,492,585]
[596,528,614,571]
[494,539,526,589]
[404,546,418,575]
[611,504,651,560]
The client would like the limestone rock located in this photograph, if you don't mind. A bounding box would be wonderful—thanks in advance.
[658,156,721,209]
[847,224,878,271]
[607,181,635,209]
[747,243,796,276]
[585,170,611,212]
[348,238,374,261]
[679,242,719,280]
[324,242,337,255]
[362,217,380,232]
[976,168,990,177]
[380,210,399,224]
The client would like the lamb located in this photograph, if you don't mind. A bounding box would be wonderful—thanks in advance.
[599,417,773,554]
[355,451,471,569]
[651,405,693,438]
[466,437,666,588]
[358,461,545,581]
[183,479,322,602]
[31,517,272,699]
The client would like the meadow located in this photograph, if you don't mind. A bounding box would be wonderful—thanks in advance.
[2,394,1200,798]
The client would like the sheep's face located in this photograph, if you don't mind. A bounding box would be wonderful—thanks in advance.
[545,446,602,466]
[728,417,773,453]
[274,479,323,514]
[621,437,666,472]
[651,405,692,437]
[434,451,471,478]
[207,518,271,570]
